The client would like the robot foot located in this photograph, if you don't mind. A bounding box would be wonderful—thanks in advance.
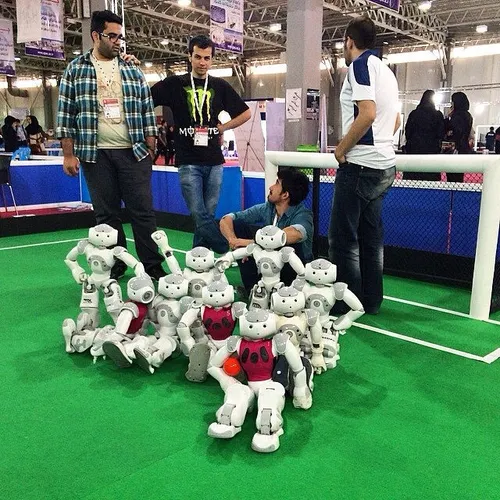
[208,422,241,439]
[62,319,76,353]
[251,428,284,453]
[324,355,339,370]
[134,348,155,374]
[185,343,211,383]
[102,341,132,369]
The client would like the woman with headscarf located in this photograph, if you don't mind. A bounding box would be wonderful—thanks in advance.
[404,89,445,181]
[1,115,19,153]
[25,115,47,155]
[444,91,473,182]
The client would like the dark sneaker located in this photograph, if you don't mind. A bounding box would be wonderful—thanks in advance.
[110,262,127,280]
[145,264,167,281]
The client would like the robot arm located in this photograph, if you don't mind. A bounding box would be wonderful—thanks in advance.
[176,304,202,354]
[231,301,248,319]
[274,333,312,410]
[281,247,306,277]
[113,247,145,276]
[207,336,242,392]
[64,240,89,283]
[102,280,124,323]
[215,245,253,272]
[305,310,326,375]
[151,230,182,275]
[332,283,365,331]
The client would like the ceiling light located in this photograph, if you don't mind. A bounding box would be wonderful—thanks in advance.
[160,39,169,45]
[476,25,488,34]
[228,54,237,59]
[334,41,344,50]
[269,23,282,32]
[14,56,20,61]
[145,61,153,68]
[418,1,432,11]
[177,0,191,6]
[72,50,81,55]
[383,41,389,45]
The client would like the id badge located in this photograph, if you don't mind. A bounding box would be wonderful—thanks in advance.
[194,127,209,147]
[103,98,121,119]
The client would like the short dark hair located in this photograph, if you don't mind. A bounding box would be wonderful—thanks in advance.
[345,16,376,50]
[278,168,309,206]
[188,35,215,56]
[90,10,122,36]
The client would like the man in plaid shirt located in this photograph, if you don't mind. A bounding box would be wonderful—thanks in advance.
[56,9,165,281]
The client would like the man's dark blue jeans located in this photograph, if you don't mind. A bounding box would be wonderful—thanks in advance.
[328,162,395,314]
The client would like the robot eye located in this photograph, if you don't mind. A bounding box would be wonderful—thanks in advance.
[249,325,253,329]
[263,324,266,328]
[282,299,286,303]
[294,299,298,302]
[177,286,180,289]
[210,294,213,298]
[313,271,316,274]
[203,259,206,262]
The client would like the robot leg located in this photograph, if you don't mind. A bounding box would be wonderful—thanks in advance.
[251,381,286,453]
[79,282,100,328]
[102,337,135,369]
[89,326,121,361]
[249,282,270,310]
[134,336,178,374]
[185,341,213,383]
[208,383,254,439]
[322,323,340,369]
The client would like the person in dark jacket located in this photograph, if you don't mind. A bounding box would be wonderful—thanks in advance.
[1,115,20,152]
[495,126,500,155]
[444,91,473,182]
[404,90,445,181]
[25,115,47,155]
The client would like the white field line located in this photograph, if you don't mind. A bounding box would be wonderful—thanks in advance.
[1,238,498,362]
[351,320,499,363]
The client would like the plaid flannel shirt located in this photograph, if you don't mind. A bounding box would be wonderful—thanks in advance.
[56,51,157,163]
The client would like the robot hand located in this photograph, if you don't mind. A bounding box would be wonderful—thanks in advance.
[333,314,353,331]
[71,267,87,284]
[214,258,231,273]
[311,350,327,375]
[151,230,171,252]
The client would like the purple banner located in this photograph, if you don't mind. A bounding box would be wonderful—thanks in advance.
[368,0,400,11]
[25,39,64,60]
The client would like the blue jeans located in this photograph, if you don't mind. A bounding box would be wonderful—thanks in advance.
[178,164,227,252]
[328,162,395,312]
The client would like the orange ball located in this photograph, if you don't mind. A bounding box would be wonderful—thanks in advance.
[223,357,241,377]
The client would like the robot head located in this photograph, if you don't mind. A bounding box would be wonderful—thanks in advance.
[127,275,155,304]
[305,259,337,285]
[239,309,277,340]
[158,273,189,299]
[202,280,234,307]
[255,225,286,250]
[270,286,306,314]
[185,247,215,272]
[88,224,118,248]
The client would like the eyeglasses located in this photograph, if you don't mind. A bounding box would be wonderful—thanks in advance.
[99,32,126,42]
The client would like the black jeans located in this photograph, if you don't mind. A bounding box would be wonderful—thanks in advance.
[82,149,163,269]
[328,162,395,312]
[233,219,308,293]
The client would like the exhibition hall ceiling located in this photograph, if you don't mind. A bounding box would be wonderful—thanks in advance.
[0,0,498,73]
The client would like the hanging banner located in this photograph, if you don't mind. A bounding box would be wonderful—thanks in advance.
[16,0,43,43]
[368,0,400,11]
[286,88,302,121]
[210,0,243,54]
[25,0,65,60]
[0,19,16,76]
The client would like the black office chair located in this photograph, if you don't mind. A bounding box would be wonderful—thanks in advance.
[0,154,18,215]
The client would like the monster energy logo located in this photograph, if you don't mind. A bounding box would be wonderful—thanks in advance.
[185,86,213,124]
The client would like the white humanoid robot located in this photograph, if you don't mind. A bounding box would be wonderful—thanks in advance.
[207,308,313,453]
[133,273,194,374]
[96,275,157,367]
[293,258,365,369]
[62,275,155,363]
[216,225,305,310]
[152,230,227,299]
[177,280,247,382]
[64,224,145,331]
[270,286,327,375]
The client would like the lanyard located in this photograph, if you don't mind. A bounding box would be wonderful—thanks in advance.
[92,51,118,88]
[190,73,209,126]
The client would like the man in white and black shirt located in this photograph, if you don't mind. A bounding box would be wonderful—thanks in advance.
[329,16,400,315]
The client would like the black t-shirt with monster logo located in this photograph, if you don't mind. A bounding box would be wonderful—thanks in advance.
[151,74,249,166]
